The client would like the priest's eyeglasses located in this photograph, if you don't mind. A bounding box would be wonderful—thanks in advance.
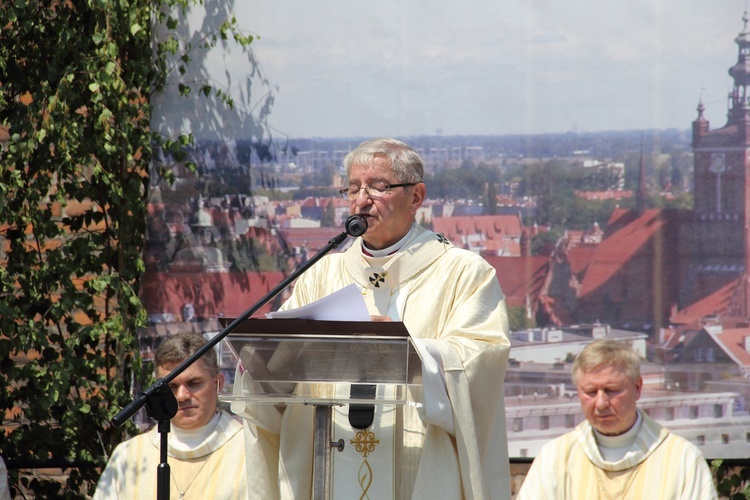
[339,181,418,201]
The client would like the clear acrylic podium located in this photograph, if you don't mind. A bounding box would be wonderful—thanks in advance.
[217,318,423,499]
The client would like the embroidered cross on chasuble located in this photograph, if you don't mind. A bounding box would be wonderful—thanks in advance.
[329,231,452,499]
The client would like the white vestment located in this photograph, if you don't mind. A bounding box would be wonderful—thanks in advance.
[93,411,247,499]
[234,225,512,499]
[0,457,9,500]
[516,410,718,500]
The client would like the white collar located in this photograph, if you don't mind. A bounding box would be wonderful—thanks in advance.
[171,411,220,450]
[361,222,418,258]
[594,411,642,449]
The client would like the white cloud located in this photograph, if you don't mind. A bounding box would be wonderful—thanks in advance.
[169,0,746,138]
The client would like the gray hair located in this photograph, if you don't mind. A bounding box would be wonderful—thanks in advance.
[343,138,424,184]
[154,332,218,377]
[572,339,640,385]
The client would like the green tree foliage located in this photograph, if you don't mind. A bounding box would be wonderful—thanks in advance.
[513,159,642,233]
[530,230,561,257]
[300,163,338,189]
[0,2,153,497]
[713,460,750,499]
[424,156,690,235]
[507,305,537,331]
[484,178,498,215]
[0,0,258,496]
[226,235,279,272]
[652,192,694,210]
[427,163,501,201]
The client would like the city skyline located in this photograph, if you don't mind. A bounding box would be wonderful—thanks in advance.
[178,0,744,140]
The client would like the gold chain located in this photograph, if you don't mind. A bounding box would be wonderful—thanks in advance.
[593,465,639,499]
[170,457,211,500]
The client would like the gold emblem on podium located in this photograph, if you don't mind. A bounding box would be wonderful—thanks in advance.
[351,429,380,498]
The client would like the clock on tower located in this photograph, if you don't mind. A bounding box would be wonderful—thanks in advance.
[709,152,726,173]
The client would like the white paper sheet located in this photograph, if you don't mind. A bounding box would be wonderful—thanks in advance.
[265,283,371,321]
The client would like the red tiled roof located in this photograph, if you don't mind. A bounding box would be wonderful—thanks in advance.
[484,255,548,308]
[707,327,750,367]
[662,328,703,352]
[433,215,522,246]
[140,271,289,320]
[278,227,348,252]
[605,207,637,232]
[567,245,598,276]
[670,278,740,326]
[578,209,666,297]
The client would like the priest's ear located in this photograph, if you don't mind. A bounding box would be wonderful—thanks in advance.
[409,182,427,214]
[634,376,643,400]
[216,372,226,394]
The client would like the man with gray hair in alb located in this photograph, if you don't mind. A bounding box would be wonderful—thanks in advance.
[233,138,512,499]
[517,338,717,499]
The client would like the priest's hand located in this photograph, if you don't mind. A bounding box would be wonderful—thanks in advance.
[370,315,392,322]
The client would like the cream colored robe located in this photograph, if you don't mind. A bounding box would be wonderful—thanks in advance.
[236,226,511,499]
[516,410,718,500]
[93,411,247,500]
[0,457,9,500]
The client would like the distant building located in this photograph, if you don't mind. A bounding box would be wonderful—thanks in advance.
[280,217,321,229]
[299,197,349,224]
[581,159,625,191]
[506,386,750,458]
[433,214,523,256]
[574,189,632,201]
[508,325,647,364]
[512,13,750,337]
[680,12,750,310]
[168,195,232,273]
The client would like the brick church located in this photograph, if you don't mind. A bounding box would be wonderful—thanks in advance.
[688,10,750,317]
[532,12,750,337]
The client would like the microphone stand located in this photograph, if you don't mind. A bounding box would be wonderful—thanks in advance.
[111,216,365,500]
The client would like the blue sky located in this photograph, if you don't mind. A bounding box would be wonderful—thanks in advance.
[192,0,745,139]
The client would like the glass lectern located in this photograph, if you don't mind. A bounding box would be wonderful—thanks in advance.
[217,318,423,499]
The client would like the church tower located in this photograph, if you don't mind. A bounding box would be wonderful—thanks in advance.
[691,12,750,314]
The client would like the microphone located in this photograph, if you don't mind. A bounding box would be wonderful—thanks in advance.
[345,214,368,237]
[113,216,362,430]
[343,213,374,428]
[114,211,369,500]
